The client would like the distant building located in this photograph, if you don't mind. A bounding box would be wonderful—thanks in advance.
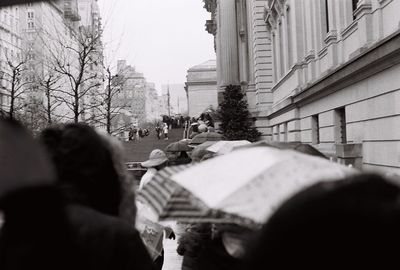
[115,60,163,128]
[161,83,188,116]
[145,82,162,122]
[0,5,23,114]
[185,59,218,117]
[203,0,400,174]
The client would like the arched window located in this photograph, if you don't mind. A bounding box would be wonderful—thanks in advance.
[272,32,278,83]
[286,6,293,68]
[325,0,330,33]
[278,20,284,77]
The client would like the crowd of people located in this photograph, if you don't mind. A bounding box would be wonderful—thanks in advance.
[1,117,400,269]
[128,127,150,141]
[184,113,215,139]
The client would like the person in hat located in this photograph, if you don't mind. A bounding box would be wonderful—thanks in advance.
[139,149,175,269]
[139,149,169,190]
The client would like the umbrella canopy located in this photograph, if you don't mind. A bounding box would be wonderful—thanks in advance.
[190,141,217,162]
[165,140,193,152]
[207,140,251,155]
[138,147,355,228]
[239,141,327,159]
[0,120,55,199]
[190,132,224,145]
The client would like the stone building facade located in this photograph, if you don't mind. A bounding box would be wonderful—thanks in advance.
[185,59,218,117]
[115,60,163,127]
[203,0,400,174]
[0,4,23,114]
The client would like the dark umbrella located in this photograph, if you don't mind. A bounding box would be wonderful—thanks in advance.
[190,141,217,162]
[165,140,193,152]
[190,132,224,145]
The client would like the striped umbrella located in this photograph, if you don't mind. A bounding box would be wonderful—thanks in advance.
[137,147,356,228]
[137,164,256,227]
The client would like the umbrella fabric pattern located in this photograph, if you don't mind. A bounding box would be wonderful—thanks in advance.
[138,147,355,228]
[190,132,224,145]
[137,165,257,227]
[207,140,251,155]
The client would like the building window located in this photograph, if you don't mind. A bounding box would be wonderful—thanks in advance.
[311,114,320,144]
[325,0,330,33]
[276,125,280,141]
[286,7,293,68]
[283,122,288,142]
[272,32,278,83]
[28,11,34,19]
[334,108,347,144]
[278,21,284,77]
[352,0,358,20]
[28,21,34,29]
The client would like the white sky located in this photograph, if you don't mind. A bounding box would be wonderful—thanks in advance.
[98,0,216,93]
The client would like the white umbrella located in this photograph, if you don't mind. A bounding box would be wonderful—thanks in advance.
[138,147,356,227]
[207,140,251,155]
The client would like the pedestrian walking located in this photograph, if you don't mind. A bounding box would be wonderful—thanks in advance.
[132,127,138,141]
[163,123,169,140]
[139,149,175,270]
[155,126,161,140]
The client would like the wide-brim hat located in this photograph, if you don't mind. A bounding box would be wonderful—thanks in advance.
[141,149,169,168]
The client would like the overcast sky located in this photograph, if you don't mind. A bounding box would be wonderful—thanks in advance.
[98,0,216,92]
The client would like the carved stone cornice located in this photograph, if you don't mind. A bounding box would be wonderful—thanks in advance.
[264,0,287,29]
[354,2,373,19]
[203,0,217,51]
[206,19,217,36]
[203,0,217,13]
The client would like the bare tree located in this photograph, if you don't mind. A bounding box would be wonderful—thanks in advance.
[43,25,103,123]
[1,54,30,120]
[93,65,131,134]
[39,71,63,125]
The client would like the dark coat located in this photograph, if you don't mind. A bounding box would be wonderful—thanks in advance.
[66,204,156,270]
[0,186,156,270]
[178,224,245,270]
[0,186,78,270]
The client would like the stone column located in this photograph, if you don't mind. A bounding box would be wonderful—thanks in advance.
[217,0,240,101]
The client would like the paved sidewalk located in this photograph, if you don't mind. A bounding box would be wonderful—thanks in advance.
[162,222,184,270]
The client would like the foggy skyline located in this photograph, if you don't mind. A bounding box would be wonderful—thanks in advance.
[98,0,216,93]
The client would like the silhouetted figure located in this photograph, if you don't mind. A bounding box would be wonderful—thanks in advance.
[0,119,78,270]
[40,124,156,270]
[245,173,400,269]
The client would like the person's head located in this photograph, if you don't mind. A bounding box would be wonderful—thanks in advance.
[246,173,400,268]
[40,124,121,216]
[97,132,137,223]
[198,124,208,133]
[141,149,168,170]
